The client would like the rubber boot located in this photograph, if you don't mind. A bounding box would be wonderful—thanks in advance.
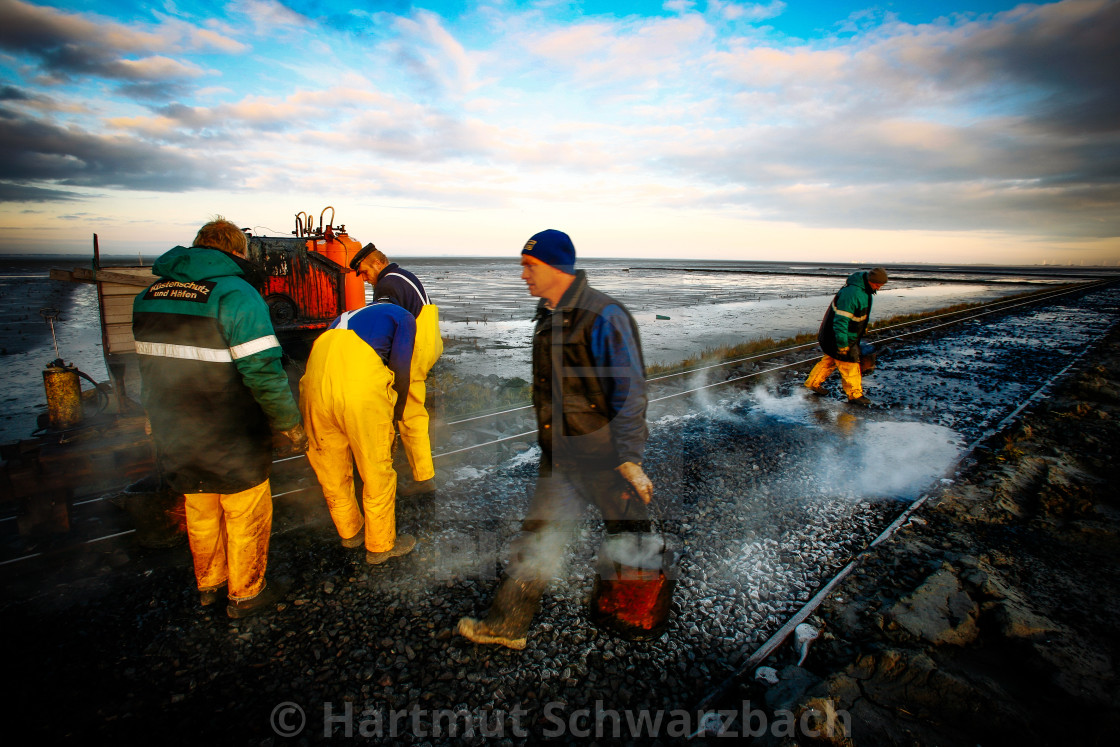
[490,576,547,634]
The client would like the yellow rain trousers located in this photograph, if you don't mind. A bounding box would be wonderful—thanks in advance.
[805,354,864,400]
[300,328,399,552]
[397,304,444,482]
[185,479,272,601]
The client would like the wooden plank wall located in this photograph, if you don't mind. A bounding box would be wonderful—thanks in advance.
[100,268,154,355]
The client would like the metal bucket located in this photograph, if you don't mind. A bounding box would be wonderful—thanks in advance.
[114,474,187,549]
[43,362,82,430]
[589,528,679,640]
[859,340,877,374]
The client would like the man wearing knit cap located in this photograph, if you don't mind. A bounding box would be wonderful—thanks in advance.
[805,267,889,407]
[457,229,653,650]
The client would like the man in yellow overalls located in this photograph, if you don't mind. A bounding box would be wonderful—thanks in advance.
[300,253,419,564]
[346,245,443,495]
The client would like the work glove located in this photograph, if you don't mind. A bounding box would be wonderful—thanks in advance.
[616,461,653,504]
[277,423,308,454]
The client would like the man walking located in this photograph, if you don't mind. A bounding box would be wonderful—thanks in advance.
[300,250,418,565]
[348,245,443,496]
[133,217,306,618]
[457,229,653,650]
[805,268,888,407]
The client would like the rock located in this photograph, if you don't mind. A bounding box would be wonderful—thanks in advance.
[986,599,1061,640]
[886,564,979,646]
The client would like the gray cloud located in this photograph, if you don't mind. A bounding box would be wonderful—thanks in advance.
[0,83,33,101]
[0,180,81,202]
[0,0,211,95]
[0,106,238,200]
[666,0,1120,239]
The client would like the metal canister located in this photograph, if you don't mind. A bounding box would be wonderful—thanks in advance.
[589,529,680,640]
[43,361,82,430]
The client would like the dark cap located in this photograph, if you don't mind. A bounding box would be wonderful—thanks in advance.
[868,267,888,284]
[521,229,575,274]
[349,243,378,271]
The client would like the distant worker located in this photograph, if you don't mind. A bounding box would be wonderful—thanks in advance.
[457,229,653,650]
[349,244,443,496]
[300,255,418,565]
[133,217,307,619]
[805,267,889,407]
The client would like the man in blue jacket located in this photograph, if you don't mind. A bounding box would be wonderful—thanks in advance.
[133,217,307,618]
[299,287,418,566]
[457,229,653,650]
[805,268,888,407]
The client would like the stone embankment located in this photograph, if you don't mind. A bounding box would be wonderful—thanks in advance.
[742,326,1120,746]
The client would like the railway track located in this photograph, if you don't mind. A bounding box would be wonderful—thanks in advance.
[1,279,1114,569]
[4,277,1119,744]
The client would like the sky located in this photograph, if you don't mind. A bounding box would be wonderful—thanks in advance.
[0,0,1117,265]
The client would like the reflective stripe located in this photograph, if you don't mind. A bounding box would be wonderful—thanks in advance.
[230,334,280,360]
[831,303,867,322]
[135,340,232,363]
[334,310,360,330]
[384,272,430,306]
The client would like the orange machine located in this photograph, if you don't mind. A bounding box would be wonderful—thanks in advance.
[247,207,367,348]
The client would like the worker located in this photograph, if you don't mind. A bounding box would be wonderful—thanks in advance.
[349,244,443,496]
[805,267,889,407]
[300,253,418,565]
[457,229,653,650]
[133,217,307,619]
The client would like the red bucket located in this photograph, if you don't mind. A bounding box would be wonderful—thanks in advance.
[589,530,678,640]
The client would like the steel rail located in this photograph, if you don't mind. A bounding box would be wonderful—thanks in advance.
[1,280,1110,564]
[442,281,1108,429]
[435,279,1114,453]
[690,327,1105,717]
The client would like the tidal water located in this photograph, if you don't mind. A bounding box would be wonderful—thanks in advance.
[0,255,1099,443]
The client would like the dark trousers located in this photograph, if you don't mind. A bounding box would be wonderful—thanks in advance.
[483,462,651,638]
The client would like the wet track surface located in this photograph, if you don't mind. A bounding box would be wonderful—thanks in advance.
[4,282,1119,743]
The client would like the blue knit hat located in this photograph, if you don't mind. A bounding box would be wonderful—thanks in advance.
[521,229,575,274]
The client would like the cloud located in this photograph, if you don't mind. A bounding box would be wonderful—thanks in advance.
[520,14,712,87]
[0,0,239,92]
[0,180,82,202]
[381,9,484,97]
[0,106,235,199]
[647,0,1120,238]
[712,2,787,23]
[230,0,310,34]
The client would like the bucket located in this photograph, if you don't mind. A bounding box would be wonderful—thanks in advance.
[114,474,187,549]
[859,340,877,374]
[43,362,82,430]
[589,519,679,640]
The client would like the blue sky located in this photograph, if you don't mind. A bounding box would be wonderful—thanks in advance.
[1,0,1117,264]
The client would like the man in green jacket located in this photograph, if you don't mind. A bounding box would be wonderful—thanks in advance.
[805,268,888,407]
[133,217,307,618]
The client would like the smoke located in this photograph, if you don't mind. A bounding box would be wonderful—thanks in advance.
[749,385,963,500]
[601,531,665,570]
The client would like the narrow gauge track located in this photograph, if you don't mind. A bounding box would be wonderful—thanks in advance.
[1,279,1113,566]
[435,278,1118,458]
[4,279,1119,745]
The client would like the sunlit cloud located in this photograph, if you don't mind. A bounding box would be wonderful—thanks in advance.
[0,0,1115,263]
